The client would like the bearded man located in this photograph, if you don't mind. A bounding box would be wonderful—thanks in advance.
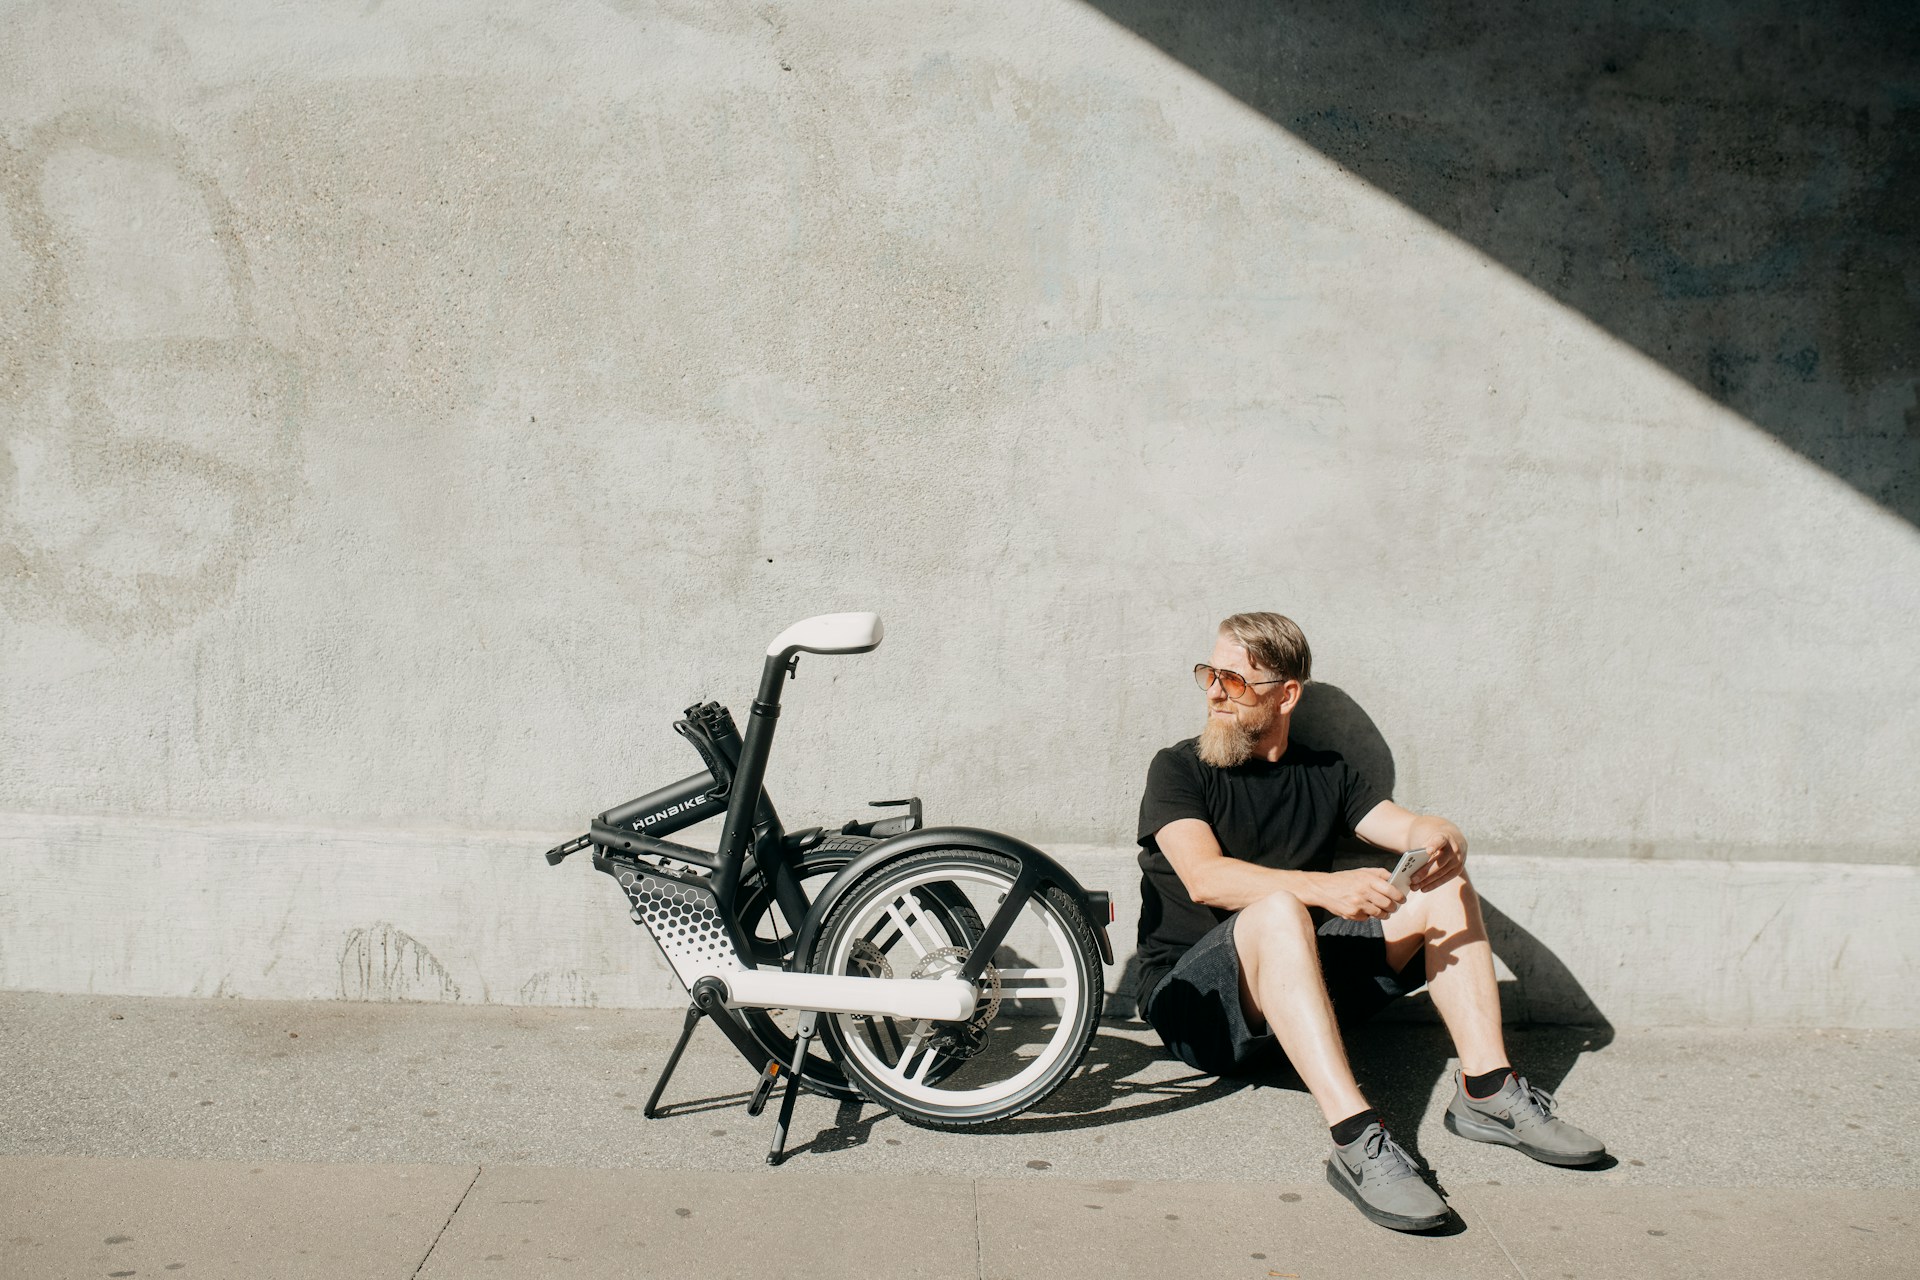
[1135,612,1605,1232]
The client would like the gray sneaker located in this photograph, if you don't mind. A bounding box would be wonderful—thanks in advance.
[1325,1122,1451,1232]
[1444,1072,1606,1167]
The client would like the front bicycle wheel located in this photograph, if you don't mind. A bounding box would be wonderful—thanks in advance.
[734,836,871,1100]
[810,848,1104,1129]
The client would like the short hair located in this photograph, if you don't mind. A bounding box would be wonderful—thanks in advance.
[1218,612,1312,683]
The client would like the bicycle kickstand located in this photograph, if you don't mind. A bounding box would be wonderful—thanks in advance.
[766,1011,817,1167]
[642,1002,705,1119]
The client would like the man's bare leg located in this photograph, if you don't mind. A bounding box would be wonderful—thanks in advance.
[1381,872,1508,1076]
[1239,889,1454,1230]
[1233,888,1369,1124]
[1389,874,1609,1165]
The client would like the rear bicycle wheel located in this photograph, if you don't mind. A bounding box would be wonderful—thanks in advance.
[733,836,982,1099]
[810,848,1104,1129]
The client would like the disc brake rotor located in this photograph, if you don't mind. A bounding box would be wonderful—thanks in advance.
[910,945,1001,1059]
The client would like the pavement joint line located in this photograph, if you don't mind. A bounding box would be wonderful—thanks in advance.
[1463,1193,1531,1280]
[411,1162,482,1279]
[971,1177,984,1280]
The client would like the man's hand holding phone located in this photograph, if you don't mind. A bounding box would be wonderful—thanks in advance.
[1389,847,1432,894]
[1312,867,1407,920]
[1406,825,1467,892]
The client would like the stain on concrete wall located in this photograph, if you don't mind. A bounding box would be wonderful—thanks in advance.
[0,111,303,639]
[518,969,598,1007]
[339,923,461,1003]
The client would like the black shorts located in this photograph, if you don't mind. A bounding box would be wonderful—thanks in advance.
[1141,912,1426,1077]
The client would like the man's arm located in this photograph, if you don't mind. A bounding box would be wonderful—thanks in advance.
[1156,818,1407,920]
[1352,800,1467,892]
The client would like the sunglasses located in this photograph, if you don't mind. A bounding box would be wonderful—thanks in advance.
[1193,663,1289,702]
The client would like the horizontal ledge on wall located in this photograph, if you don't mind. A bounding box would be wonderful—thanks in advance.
[2,812,1914,1029]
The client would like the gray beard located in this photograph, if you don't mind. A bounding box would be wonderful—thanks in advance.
[1197,714,1259,768]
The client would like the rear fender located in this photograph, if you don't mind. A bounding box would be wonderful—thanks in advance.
[792,825,1114,973]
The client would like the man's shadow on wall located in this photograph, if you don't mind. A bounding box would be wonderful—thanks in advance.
[1263,683,1613,1167]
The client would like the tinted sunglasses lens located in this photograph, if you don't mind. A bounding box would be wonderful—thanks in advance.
[1195,665,1249,698]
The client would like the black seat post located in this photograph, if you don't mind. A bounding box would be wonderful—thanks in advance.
[710,652,794,903]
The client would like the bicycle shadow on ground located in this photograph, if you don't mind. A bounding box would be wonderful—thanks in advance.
[993,1020,1249,1133]
[645,1089,756,1119]
[787,1016,1246,1158]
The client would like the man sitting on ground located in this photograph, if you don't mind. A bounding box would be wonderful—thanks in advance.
[1136,611,1605,1231]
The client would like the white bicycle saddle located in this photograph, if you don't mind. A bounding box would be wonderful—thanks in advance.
[767,612,883,656]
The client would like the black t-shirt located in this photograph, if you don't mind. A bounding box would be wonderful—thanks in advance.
[1134,737,1388,1004]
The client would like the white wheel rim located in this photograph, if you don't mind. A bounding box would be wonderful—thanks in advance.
[824,864,1084,1110]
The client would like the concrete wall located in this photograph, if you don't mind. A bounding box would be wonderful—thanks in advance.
[7,813,1916,1028]
[2,1,1915,1024]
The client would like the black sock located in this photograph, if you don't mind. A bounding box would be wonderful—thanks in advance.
[1329,1108,1381,1146]
[1464,1066,1514,1099]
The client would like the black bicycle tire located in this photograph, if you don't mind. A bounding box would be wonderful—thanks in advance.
[809,848,1105,1130]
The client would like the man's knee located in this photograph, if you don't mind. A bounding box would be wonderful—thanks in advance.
[1235,889,1315,959]
[1233,890,1322,1025]
[1398,870,1481,941]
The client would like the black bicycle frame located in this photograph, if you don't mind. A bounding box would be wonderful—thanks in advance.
[711,651,803,899]
[579,644,1116,982]
[585,650,813,963]
[547,636,1116,1164]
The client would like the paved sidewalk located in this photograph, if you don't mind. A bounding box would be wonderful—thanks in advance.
[6,1155,1915,1279]
[2,993,1916,1278]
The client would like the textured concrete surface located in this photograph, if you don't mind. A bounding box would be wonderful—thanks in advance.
[5,993,1916,1191]
[2,1,1916,1019]
[1083,0,1920,529]
[1462,1186,1920,1280]
[3,994,1918,1278]
[1,0,1914,853]
[418,1166,983,1280]
[0,1154,476,1280]
[6,813,1916,1026]
[974,1182,1919,1279]
[7,1159,1914,1280]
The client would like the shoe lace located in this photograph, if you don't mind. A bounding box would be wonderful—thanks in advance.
[1361,1126,1424,1183]
[1511,1075,1559,1121]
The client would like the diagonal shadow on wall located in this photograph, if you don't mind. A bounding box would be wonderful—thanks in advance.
[1079,0,1920,526]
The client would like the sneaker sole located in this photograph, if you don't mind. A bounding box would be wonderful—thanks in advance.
[1442,1109,1607,1167]
[1323,1160,1449,1232]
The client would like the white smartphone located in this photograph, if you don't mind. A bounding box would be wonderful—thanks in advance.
[1389,848,1432,894]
